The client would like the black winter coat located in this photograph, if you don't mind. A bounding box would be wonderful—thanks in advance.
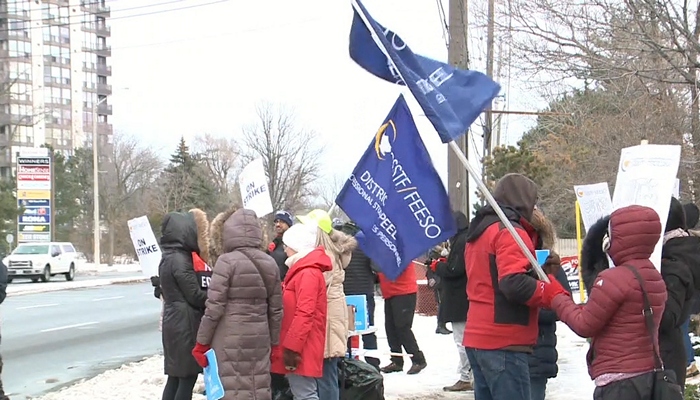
[267,236,288,280]
[659,236,700,389]
[344,247,376,296]
[0,259,6,304]
[528,268,571,379]
[159,212,209,378]
[434,227,469,323]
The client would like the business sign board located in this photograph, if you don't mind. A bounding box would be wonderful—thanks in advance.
[17,150,52,243]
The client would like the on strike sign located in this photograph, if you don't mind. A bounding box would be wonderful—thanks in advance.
[128,215,162,278]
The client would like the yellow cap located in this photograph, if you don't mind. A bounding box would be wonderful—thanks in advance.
[298,209,333,234]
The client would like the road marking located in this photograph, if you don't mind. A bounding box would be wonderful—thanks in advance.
[16,303,59,310]
[91,296,124,302]
[144,291,152,295]
[40,321,99,333]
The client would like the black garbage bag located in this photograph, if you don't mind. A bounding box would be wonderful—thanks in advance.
[271,372,293,400]
[339,358,385,400]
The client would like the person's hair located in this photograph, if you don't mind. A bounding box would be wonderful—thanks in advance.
[316,227,345,266]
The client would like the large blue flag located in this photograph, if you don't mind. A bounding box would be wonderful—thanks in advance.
[349,0,501,143]
[335,95,457,280]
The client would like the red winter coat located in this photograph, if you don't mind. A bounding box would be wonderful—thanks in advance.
[378,263,417,299]
[271,247,332,378]
[551,205,667,380]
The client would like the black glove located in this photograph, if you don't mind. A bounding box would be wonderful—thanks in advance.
[153,286,162,299]
[150,276,160,287]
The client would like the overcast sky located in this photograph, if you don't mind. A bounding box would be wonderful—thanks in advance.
[108,0,547,193]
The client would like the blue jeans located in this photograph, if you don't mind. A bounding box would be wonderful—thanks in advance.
[683,317,695,367]
[530,377,547,400]
[466,348,531,400]
[316,358,340,400]
[287,373,319,400]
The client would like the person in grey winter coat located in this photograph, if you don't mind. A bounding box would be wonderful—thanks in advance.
[193,207,283,400]
[159,210,210,400]
[0,258,7,400]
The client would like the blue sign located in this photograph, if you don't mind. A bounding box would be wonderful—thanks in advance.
[203,350,224,400]
[346,294,369,331]
[18,199,50,207]
[19,214,50,224]
[349,0,501,143]
[335,95,456,280]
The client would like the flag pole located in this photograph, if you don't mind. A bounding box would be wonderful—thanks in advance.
[350,0,549,281]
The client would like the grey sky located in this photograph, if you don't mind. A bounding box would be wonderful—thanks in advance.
[108,0,546,188]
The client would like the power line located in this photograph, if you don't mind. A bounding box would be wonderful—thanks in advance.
[0,12,336,60]
[1,0,229,33]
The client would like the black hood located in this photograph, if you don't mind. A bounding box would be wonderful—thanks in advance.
[160,212,200,253]
[581,215,611,295]
[666,197,686,232]
[663,236,700,291]
[453,211,469,232]
[466,205,523,243]
[684,203,699,229]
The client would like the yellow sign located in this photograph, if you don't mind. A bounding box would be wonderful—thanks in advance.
[17,190,50,200]
[19,224,49,232]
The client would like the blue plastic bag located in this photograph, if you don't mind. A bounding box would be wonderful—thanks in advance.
[203,350,225,400]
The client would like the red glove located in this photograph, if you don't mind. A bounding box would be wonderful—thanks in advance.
[541,275,570,307]
[429,257,446,272]
[192,343,211,368]
[268,242,276,252]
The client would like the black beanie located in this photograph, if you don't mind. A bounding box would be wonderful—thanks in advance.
[684,203,700,229]
[666,197,687,232]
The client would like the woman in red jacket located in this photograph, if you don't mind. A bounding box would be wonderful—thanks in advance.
[270,223,332,400]
[544,205,669,399]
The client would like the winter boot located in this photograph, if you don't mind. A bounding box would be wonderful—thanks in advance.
[436,323,452,335]
[366,356,381,372]
[407,351,427,375]
[380,362,403,373]
[443,380,474,391]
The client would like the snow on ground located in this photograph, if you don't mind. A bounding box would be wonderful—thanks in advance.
[77,261,143,274]
[32,296,596,400]
[6,275,147,297]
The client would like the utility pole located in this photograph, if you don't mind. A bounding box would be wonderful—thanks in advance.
[447,0,470,215]
[92,96,107,268]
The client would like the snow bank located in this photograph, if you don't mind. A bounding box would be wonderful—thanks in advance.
[32,298,596,400]
[77,262,143,275]
[6,275,147,297]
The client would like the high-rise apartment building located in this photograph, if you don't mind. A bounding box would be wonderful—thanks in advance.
[0,0,112,178]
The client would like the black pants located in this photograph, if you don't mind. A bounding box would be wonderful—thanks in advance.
[162,375,198,400]
[385,293,423,366]
[593,372,654,400]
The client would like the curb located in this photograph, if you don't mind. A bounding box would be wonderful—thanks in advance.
[7,276,148,297]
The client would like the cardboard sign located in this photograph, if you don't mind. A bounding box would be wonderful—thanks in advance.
[127,215,161,278]
[239,158,273,218]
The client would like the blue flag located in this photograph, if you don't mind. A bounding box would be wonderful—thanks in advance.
[349,0,501,143]
[335,95,457,280]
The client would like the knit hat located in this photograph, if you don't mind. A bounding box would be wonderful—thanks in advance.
[298,209,333,234]
[274,210,294,227]
[282,223,318,254]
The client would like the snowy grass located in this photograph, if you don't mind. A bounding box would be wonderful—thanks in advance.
[32,298,596,400]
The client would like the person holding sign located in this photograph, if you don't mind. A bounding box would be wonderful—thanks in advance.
[463,173,568,400]
[193,207,283,400]
[158,211,210,400]
[547,206,676,400]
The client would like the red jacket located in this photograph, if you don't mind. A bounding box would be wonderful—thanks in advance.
[552,205,667,379]
[271,247,332,378]
[463,207,547,350]
[378,263,417,299]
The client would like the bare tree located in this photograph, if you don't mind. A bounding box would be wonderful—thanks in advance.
[316,174,347,214]
[241,102,322,213]
[100,132,163,264]
[193,133,241,194]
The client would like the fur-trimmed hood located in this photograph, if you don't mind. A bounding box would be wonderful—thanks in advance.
[581,215,610,294]
[530,208,555,250]
[208,205,240,267]
[188,208,210,264]
[326,229,358,270]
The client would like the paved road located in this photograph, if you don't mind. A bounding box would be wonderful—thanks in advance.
[2,282,162,398]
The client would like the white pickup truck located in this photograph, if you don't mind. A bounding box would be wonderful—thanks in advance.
[2,242,78,283]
